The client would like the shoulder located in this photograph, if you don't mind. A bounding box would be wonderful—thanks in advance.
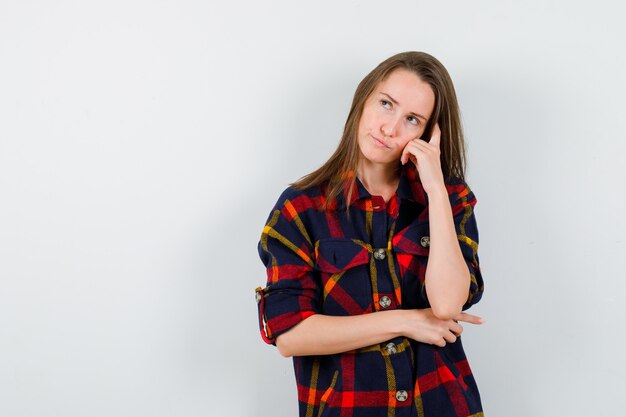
[443,176,477,207]
[271,183,327,212]
[261,184,323,249]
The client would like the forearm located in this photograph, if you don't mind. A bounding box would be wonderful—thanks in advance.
[275,310,406,357]
[424,187,471,319]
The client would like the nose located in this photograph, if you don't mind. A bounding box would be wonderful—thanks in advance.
[381,116,401,137]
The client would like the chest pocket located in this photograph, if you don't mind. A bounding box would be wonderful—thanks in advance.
[313,238,372,315]
[390,221,431,308]
[392,221,430,289]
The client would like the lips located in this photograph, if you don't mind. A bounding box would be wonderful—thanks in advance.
[371,134,389,148]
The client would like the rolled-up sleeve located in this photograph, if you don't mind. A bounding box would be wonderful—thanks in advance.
[447,178,485,311]
[255,190,320,345]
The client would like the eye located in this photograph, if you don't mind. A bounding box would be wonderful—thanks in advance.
[407,116,419,126]
[380,99,392,109]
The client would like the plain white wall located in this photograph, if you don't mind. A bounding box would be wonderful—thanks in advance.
[1,1,625,416]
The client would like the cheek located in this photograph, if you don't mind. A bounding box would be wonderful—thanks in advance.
[398,136,414,150]
[360,106,379,128]
[396,143,407,155]
[404,125,424,142]
[392,135,417,156]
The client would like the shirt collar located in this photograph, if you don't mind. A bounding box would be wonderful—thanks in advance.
[335,164,427,209]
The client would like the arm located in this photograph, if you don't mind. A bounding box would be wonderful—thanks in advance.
[275,308,483,357]
[400,124,484,320]
[423,186,472,320]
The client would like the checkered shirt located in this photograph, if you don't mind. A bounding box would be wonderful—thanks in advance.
[255,163,485,417]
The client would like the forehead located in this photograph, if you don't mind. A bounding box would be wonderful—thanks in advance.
[373,68,435,115]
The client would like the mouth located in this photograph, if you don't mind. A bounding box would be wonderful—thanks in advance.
[371,134,390,149]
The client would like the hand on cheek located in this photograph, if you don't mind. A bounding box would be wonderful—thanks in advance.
[400,123,445,194]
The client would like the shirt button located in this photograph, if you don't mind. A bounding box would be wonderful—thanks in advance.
[385,342,397,354]
[379,296,391,309]
[420,236,430,248]
[396,390,408,402]
[255,291,261,304]
[373,248,386,260]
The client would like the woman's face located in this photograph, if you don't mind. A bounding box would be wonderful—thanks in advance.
[357,68,436,166]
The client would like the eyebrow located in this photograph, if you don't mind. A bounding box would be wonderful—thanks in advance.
[380,92,428,122]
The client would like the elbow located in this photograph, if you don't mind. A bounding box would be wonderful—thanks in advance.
[427,271,471,320]
[274,315,317,357]
[430,290,468,320]
[430,304,462,320]
[275,334,294,358]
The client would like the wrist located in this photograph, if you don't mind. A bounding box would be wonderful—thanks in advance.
[387,309,411,338]
[424,181,447,198]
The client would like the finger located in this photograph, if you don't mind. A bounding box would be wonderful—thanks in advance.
[401,143,420,165]
[410,138,430,150]
[428,123,441,148]
[443,332,457,344]
[455,312,484,325]
[405,140,432,158]
[409,138,438,158]
[400,148,408,165]
[451,323,464,336]
[400,143,413,165]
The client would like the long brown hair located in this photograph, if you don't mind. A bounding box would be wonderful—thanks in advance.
[291,51,467,211]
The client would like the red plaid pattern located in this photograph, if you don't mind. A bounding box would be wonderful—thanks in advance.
[255,164,485,416]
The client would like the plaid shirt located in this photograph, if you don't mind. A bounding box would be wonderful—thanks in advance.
[255,164,485,417]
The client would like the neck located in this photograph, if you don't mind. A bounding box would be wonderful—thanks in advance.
[356,159,401,197]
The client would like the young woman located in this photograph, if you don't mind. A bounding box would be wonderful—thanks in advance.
[255,51,486,417]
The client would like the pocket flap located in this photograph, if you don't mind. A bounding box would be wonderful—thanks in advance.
[314,238,370,273]
[392,223,430,256]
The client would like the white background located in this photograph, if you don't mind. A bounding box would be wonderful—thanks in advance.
[1,1,625,416]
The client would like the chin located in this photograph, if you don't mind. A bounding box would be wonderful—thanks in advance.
[360,150,396,165]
